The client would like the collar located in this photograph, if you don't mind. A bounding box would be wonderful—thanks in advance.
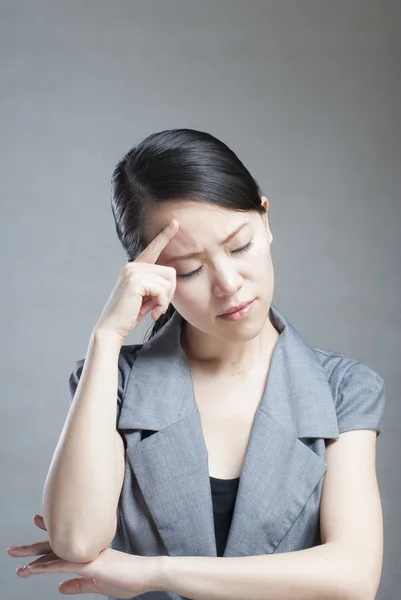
[119,304,339,440]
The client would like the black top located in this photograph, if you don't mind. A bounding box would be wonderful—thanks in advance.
[210,475,240,556]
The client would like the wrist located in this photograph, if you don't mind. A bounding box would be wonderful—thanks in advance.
[144,555,168,593]
[90,326,124,348]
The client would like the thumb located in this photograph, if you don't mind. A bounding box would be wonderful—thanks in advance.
[58,577,100,595]
[33,514,47,531]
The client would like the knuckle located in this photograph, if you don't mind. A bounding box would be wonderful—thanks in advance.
[126,270,140,284]
[166,266,176,277]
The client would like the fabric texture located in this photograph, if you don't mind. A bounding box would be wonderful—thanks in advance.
[67,305,386,600]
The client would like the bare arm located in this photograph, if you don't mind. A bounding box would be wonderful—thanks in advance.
[41,220,179,563]
[42,329,127,563]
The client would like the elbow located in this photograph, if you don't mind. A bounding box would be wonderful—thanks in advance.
[346,587,377,600]
[328,542,380,600]
[45,514,117,564]
[353,579,380,600]
[48,522,117,564]
[337,570,378,600]
[50,536,107,563]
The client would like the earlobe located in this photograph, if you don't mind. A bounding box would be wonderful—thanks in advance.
[265,219,273,244]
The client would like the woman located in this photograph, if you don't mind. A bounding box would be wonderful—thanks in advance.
[8,129,386,599]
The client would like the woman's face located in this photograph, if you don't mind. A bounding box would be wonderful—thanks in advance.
[146,197,274,343]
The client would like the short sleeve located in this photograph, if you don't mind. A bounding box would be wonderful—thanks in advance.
[335,362,386,437]
[68,344,142,426]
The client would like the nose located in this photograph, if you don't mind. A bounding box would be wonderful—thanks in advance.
[212,264,244,298]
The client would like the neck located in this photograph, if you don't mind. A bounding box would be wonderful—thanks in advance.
[180,315,280,375]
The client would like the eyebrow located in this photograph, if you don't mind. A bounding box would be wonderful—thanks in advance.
[165,221,250,263]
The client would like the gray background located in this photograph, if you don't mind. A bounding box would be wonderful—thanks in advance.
[1,0,399,598]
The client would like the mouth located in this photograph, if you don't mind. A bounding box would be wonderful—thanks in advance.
[218,299,256,317]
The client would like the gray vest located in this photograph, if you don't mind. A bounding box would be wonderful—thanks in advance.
[68,304,385,599]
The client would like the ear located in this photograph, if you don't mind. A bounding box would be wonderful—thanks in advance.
[260,196,273,244]
[260,195,269,212]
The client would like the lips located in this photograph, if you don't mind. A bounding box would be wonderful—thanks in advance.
[219,299,254,316]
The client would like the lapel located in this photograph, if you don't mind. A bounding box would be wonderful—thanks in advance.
[118,305,340,558]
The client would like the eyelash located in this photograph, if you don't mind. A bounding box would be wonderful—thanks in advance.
[178,239,254,280]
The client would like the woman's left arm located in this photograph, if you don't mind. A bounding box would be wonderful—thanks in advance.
[155,429,383,600]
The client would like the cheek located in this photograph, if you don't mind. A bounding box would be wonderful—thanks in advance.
[246,244,273,289]
[247,240,271,271]
[173,281,207,314]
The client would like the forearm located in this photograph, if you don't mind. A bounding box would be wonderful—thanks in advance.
[152,542,368,600]
[42,328,123,559]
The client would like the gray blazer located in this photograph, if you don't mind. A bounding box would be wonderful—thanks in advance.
[69,305,386,600]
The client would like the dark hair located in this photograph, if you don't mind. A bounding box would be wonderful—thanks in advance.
[111,128,267,341]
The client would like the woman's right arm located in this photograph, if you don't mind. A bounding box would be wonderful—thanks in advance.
[42,219,179,563]
[42,328,127,563]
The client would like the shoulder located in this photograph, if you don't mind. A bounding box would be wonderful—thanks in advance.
[313,346,386,437]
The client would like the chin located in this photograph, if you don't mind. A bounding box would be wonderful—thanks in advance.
[217,319,264,342]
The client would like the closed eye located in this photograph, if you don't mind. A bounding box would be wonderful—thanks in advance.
[178,239,254,280]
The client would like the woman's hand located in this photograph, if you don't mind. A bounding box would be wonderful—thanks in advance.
[8,514,159,597]
[93,219,179,342]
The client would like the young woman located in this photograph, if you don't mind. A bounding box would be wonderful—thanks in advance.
[9,129,385,600]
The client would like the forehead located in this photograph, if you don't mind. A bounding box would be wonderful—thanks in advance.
[146,200,256,256]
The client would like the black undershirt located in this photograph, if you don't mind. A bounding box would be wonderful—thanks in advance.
[210,475,240,556]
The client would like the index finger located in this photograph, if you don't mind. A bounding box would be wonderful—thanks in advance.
[8,540,52,557]
[135,219,179,264]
